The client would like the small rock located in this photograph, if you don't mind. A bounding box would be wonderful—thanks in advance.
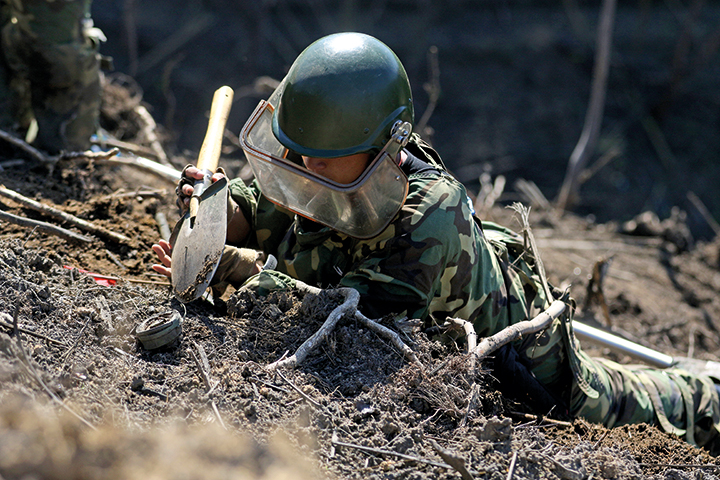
[130,376,144,391]
[393,435,414,454]
[476,415,512,442]
[381,421,400,436]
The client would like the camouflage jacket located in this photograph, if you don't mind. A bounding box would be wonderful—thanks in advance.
[229,136,546,336]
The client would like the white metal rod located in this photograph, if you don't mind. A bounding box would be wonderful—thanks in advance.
[572,321,675,368]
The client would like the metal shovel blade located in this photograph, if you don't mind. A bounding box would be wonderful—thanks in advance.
[171,176,228,302]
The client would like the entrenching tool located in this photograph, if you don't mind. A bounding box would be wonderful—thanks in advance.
[573,320,720,381]
[171,86,234,302]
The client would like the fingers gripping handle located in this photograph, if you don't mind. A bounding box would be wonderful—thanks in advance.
[189,86,234,219]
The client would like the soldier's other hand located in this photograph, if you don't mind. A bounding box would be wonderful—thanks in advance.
[175,165,227,212]
[151,239,173,278]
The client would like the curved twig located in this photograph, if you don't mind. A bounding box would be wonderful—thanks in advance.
[267,287,359,370]
[0,128,51,164]
[264,282,419,370]
[471,300,567,362]
[354,311,421,366]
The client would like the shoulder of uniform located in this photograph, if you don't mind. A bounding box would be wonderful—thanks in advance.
[406,133,448,171]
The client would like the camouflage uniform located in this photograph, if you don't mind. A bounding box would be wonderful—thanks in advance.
[0,0,102,152]
[227,135,720,453]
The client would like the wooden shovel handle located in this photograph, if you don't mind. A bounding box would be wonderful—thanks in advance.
[196,85,234,172]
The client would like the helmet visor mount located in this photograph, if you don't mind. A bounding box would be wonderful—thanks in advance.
[240,98,410,239]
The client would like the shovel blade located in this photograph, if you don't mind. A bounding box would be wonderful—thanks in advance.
[171,177,228,302]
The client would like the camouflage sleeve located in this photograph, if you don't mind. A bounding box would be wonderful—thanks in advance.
[338,173,498,323]
[228,178,294,255]
[239,269,297,297]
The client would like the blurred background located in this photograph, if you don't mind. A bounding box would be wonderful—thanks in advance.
[91,0,720,239]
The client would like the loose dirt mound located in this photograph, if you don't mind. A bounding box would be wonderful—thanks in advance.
[1,87,720,478]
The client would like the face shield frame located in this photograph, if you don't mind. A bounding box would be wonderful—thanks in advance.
[239,96,412,239]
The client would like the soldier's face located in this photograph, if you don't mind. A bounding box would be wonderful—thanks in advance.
[302,153,371,185]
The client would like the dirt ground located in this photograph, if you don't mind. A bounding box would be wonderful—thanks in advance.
[1,79,720,479]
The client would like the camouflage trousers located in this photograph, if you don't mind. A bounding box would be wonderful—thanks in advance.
[516,312,720,454]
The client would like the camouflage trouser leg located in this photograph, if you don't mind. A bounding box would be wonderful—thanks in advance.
[2,0,102,152]
[570,353,720,452]
[518,315,720,453]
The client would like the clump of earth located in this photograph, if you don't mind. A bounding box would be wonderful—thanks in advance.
[1,79,720,479]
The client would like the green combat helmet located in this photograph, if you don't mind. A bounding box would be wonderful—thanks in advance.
[272,32,414,159]
[240,32,415,238]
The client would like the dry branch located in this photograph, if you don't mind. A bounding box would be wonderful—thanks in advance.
[189,341,226,428]
[474,173,506,218]
[557,0,617,211]
[0,185,132,245]
[190,342,214,393]
[0,128,49,163]
[510,411,574,428]
[155,211,172,241]
[275,369,322,409]
[0,209,93,243]
[445,317,477,352]
[106,188,167,200]
[415,45,441,136]
[0,312,66,346]
[354,311,421,366]
[133,104,170,166]
[267,287,360,370]
[211,401,227,430]
[471,300,567,362]
[687,191,720,237]
[512,204,552,296]
[91,135,159,159]
[261,280,419,371]
[514,179,551,211]
[95,155,181,184]
[506,451,518,480]
[331,436,454,470]
[429,439,475,480]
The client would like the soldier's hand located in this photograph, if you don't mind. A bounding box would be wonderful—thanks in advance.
[175,165,227,212]
[151,239,173,278]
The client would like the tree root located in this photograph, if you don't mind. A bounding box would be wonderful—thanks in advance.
[267,285,359,370]
[471,300,567,363]
[266,281,421,370]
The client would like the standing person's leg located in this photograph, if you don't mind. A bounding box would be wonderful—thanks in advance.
[3,0,102,152]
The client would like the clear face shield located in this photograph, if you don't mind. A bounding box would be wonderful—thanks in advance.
[239,84,411,239]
